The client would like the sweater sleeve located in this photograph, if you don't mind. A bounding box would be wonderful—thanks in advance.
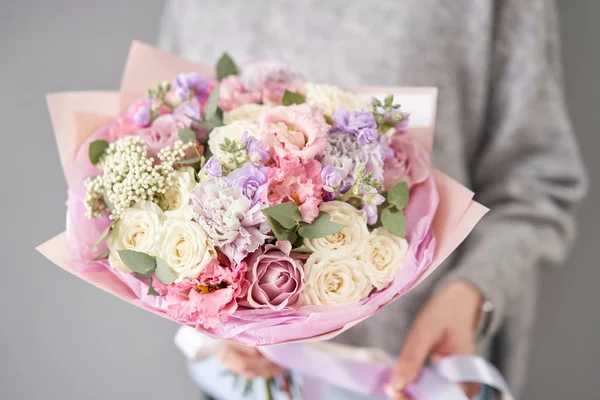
[437,0,588,337]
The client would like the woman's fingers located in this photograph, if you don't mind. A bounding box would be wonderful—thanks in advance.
[216,342,284,378]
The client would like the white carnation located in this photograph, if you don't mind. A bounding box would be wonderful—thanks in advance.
[208,120,261,162]
[223,104,271,124]
[361,228,410,290]
[303,201,369,255]
[303,252,373,305]
[106,201,164,273]
[304,83,368,115]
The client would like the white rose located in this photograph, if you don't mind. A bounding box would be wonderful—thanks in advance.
[223,104,271,124]
[106,201,164,273]
[303,201,369,255]
[361,228,410,290]
[304,83,368,115]
[163,167,197,211]
[208,120,261,162]
[303,252,373,305]
[158,216,216,282]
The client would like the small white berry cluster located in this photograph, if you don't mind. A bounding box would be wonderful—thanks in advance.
[84,137,194,220]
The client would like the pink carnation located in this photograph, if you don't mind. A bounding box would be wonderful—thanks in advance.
[259,104,328,161]
[218,75,262,112]
[240,60,300,105]
[383,133,430,190]
[267,155,324,223]
[160,253,248,329]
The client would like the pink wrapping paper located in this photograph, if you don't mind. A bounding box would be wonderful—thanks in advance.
[37,41,488,345]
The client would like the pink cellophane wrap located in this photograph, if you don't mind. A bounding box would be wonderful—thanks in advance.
[36,42,508,397]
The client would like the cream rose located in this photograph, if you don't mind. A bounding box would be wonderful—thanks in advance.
[223,104,271,124]
[106,201,164,273]
[304,83,368,116]
[163,167,197,211]
[361,228,410,290]
[158,216,216,283]
[303,252,373,305]
[208,120,261,162]
[303,201,369,255]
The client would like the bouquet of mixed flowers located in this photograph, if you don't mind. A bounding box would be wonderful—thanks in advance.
[38,42,502,398]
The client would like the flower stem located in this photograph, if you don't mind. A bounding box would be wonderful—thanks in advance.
[266,378,274,400]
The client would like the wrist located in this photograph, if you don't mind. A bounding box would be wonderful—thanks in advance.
[442,280,483,332]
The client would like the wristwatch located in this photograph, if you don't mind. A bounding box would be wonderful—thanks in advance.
[475,297,495,340]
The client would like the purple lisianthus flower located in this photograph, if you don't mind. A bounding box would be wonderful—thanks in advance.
[225,162,269,205]
[241,131,269,162]
[331,107,379,145]
[204,158,222,177]
[321,165,342,193]
[362,188,385,225]
[173,99,202,121]
[173,72,210,102]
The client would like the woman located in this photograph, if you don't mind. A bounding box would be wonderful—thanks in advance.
[159,1,588,398]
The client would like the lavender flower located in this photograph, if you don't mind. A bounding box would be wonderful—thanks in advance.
[204,158,223,177]
[189,178,270,264]
[173,72,210,102]
[241,131,269,162]
[331,107,379,145]
[321,132,385,188]
[321,165,342,193]
[225,162,269,205]
[132,102,152,127]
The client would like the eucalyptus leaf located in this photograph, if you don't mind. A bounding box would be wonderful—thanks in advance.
[175,156,203,165]
[266,215,297,243]
[216,53,238,80]
[204,85,221,121]
[387,181,409,209]
[147,277,161,296]
[155,258,177,284]
[381,208,407,238]
[103,190,115,213]
[178,128,196,143]
[134,271,153,280]
[297,212,345,239]
[89,139,109,165]
[262,202,302,229]
[281,90,306,106]
[117,250,156,275]
[91,220,116,253]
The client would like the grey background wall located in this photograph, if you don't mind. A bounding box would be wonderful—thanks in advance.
[0,1,597,399]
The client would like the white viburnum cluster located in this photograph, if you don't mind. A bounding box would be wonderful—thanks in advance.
[84,136,194,219]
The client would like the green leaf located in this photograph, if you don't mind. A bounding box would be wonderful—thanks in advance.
[281,90,306,106]
[381,208,407,238]
[216,53,238,80]
[103,190,115,213]
[91,220,116,253]
[387,181,409,209]
[92,250,110,261]
[175,156,203,165]
[262,202,302,229]
[178,128,196,143]
[155,258,177,284]
[266,215,298,243]
[117,250,156,275]
[204,85,221,121]
[89,139,109,165]
[147,276,161,296]
[297,212,345,239]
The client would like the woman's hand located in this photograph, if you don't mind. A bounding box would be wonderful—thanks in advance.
[216,341,285,379]
[385,281,483,400]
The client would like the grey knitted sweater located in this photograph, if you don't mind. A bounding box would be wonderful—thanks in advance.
[159,0,588,396]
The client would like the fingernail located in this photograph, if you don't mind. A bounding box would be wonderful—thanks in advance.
[384,384,397,397]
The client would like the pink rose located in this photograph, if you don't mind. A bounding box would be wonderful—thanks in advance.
[218,75,262,112]
[383,133,430,190]
[240,60,300,105]
[161,253,248,329]
[259,104,329,161]
[267,155,324,223]
[138,114,190,159]
[242,241,304,310]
